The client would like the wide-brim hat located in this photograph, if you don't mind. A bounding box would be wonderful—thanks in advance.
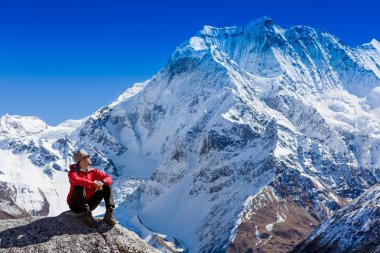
[73,150,90,163]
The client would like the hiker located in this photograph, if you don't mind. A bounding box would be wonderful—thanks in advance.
[66,149,117,227]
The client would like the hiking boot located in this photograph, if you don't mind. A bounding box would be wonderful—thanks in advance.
[103,208,117,226]
[83,211,98,228]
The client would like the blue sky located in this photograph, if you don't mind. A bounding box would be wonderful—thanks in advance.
[1,0,379,126]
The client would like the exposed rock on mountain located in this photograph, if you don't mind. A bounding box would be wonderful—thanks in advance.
[0,181,30,219]
[291,184,380,253]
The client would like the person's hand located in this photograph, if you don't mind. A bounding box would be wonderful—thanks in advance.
[94,180,104,190]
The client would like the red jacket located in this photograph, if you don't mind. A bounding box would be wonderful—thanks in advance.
[66,164,113,204]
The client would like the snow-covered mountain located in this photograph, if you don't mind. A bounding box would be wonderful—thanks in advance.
[1,17,380,252]
[0,114,82,217]
[291,184,380,253]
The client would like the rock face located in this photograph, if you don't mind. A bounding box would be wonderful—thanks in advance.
[291,184,380,253]
[227,185,321,253]
[0,211,159,253]
[0,181,30,219]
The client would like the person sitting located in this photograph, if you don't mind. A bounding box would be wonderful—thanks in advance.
[66,150,116,227]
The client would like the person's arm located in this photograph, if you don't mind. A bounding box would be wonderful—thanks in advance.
[95,169,113,186]
[68,170,95,188]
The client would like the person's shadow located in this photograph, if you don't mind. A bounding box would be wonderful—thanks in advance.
[0,211,112,249]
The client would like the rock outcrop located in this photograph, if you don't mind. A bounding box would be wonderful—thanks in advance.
[0,211,159,253]
[0,181,30,219]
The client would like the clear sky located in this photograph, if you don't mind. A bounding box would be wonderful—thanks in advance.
[1,0,379,126]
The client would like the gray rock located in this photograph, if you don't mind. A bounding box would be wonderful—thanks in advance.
[0,211,160,253]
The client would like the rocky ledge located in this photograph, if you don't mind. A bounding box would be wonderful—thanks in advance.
[0,211,159,253]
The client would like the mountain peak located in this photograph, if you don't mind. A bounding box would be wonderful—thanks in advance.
[200,25,222,36]
[358,38,380,50]
[371,38,379,45]
[199,17,278,38]
[289,25,319,38]
[0,114,48,136]
[177,17,285,64]
[370,38,380,50]
[245,16,275,30]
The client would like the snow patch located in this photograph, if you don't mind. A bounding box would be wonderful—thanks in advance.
[266,223,274,231]
[189,37,208,51]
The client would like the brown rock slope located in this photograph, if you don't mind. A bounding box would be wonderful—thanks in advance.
[227,183,347,253]
[291,185,380,253]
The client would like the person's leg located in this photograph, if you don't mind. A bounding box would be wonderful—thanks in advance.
[68,186,97,227]
[87,185,115,211]
[102,185,115,209]
[102,185,116,225]
[87,189,104,211]
[68,186,90,213]
[86,185,117,225]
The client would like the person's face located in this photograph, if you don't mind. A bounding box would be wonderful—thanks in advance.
[79,155,92,168]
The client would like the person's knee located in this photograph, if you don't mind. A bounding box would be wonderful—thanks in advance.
[73,185,85,192]
[70,207,84,213]
[102,184,112,190]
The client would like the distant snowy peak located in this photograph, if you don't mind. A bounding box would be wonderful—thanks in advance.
[173,17,380,98]
[0,114,48,137]
[56,118,86,130]
[0,113,84,218]
[180,16,283,54]
[357,38,380,52]
[110,80,149,108]
[245,16,277,30]
[200,16,281,37]
[356,38,380,79]
[41,118,86,140]
[0,114,85,140]
[370,38,380,51]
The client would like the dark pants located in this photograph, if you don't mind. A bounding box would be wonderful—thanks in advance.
[69,185,115,213]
